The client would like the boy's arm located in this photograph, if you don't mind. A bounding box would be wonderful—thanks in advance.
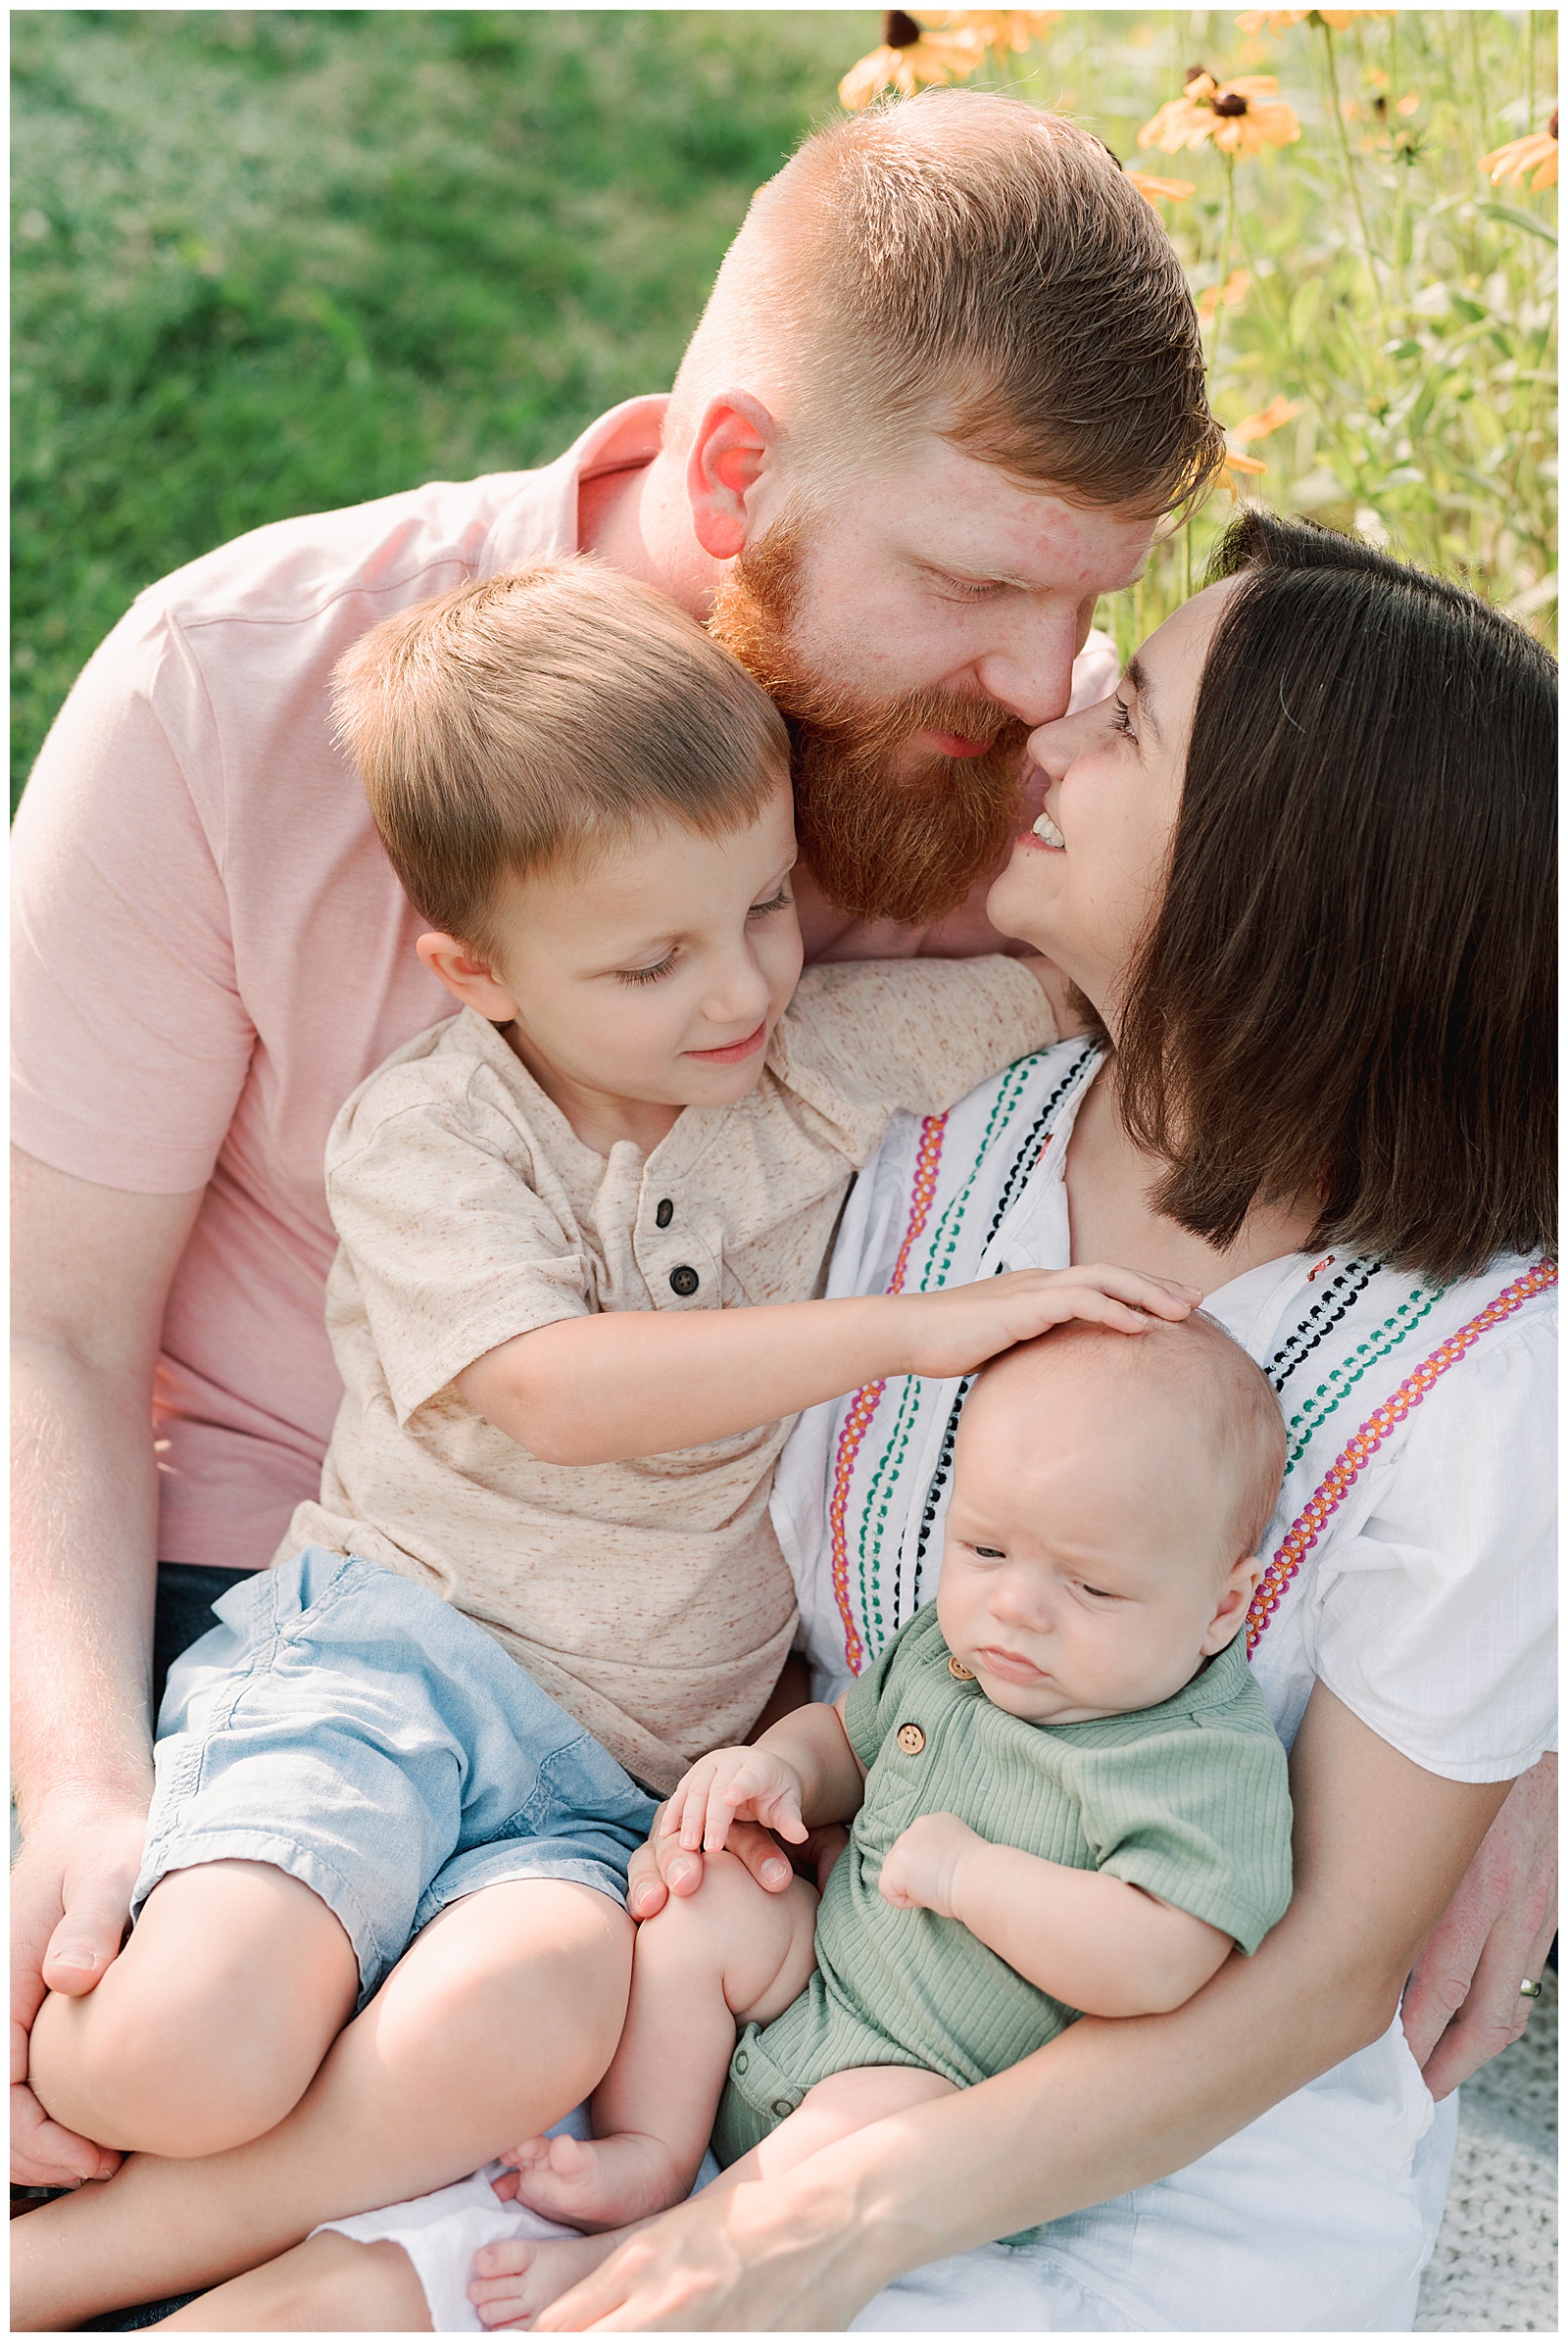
[457,1263,1196,1465]
[878,1815,1235,2017]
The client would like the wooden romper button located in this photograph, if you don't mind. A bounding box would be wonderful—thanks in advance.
[896,1723,926,1755]
[948,1655,975,1680]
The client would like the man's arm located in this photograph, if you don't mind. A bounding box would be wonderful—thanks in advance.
[11,1147,204,2185]
[532,1685,1511,2332]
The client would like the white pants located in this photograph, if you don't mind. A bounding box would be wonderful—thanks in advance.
[318,2020,1453,2333]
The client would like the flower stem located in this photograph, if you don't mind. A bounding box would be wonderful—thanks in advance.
[1319,22,1387,341]
[1207,153,1238,390]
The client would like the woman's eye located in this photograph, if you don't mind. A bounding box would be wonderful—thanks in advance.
[1109,695,1134,736]
[747,887,793,921]
[616,952,678,988]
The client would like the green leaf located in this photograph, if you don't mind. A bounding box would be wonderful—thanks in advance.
[1477,201,1559,249]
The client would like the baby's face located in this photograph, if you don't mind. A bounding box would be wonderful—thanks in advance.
[936,1362,1261,1725]
[471,779,804,1117]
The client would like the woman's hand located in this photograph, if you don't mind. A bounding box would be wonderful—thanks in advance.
[662,1747,810,1854]
[1400,1752,1557,2098]
[892,1264,1200,1384]
[625,1810,794,1923]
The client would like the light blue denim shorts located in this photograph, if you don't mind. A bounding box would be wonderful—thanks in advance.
[132,1546,659,2001]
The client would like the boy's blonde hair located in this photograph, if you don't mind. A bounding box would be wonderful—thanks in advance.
[332,559,790,956]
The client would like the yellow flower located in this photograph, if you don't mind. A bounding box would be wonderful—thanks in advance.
[913,9,1059,56]
[1126,169,1197,207]
[1220,448,1269,495]
[1480,112,1559,194]
[1198,267,1251,317]
[1231,394,1303,443]
[1140,69,1301,159]
[839,10,986,110]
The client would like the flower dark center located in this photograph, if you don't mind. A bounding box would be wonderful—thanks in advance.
[1212,90,1250,116]
[884,10,923,47]
[1184,63,1209,89]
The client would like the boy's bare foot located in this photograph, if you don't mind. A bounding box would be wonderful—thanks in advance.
[498,2129,685,2229]
[468,2231,618,2329]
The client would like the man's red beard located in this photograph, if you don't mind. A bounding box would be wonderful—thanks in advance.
[709,520,1031,928]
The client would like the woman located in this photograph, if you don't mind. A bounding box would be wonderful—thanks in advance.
[14,515,1554,2331]
[514,512,1556,2333]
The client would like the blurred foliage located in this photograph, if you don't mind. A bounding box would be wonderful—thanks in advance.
[13,11,1557,810]
[11,8,870,805]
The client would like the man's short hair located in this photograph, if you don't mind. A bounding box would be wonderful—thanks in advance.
[332,560,789,956]
[672,88,1222,513]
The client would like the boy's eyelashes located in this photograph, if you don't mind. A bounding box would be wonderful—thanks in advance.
[615,950,679,987]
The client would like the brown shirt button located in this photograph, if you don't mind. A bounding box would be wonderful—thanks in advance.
[896,1723,926,1755]
[948,1655,975,1681]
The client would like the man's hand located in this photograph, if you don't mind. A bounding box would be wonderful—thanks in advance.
[893,1264,1200,1385]
[877,1813,981,1920]
[11,1794,149,2184]
[662,1747,809,1855]
[1401,1753,1556,2099]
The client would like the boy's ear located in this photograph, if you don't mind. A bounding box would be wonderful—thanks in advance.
[686,389,780,562]
[1199,1552,1265,1657]
[416,932,519,1022]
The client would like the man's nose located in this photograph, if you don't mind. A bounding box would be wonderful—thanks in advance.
[974,613,1085,728]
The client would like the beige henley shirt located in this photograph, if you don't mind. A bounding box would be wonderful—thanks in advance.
[284,958,1054,1789]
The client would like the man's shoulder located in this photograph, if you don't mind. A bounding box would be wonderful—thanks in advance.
[134,468,565,642]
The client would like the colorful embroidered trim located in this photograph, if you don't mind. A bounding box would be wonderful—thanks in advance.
[1247,1257,1556,1654]
[828,1112,949,1676]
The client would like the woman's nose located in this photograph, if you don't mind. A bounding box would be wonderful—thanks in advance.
[1026,697,1105,777]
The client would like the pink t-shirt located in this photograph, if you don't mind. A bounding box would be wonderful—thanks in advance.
[11,396,1121,1575]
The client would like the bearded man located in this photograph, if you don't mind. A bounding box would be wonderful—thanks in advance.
[12,88,1215,2198]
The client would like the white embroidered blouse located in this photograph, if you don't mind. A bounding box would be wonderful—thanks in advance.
[772,1042,1556,1785]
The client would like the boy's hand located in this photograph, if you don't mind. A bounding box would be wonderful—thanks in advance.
[878,1813,985,1920]
[894,1265,1200,1384]
[662,1746,810,1855]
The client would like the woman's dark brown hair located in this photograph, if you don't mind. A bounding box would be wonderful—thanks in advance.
[1116,511,1556,1284]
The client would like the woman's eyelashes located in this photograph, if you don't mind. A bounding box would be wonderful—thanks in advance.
[1108,693,1135,737]
[747,887,793,920]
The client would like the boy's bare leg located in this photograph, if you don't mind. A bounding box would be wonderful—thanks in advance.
[11,1879,631,2333]
[150,2234,431,2332]
[503,1851,817,2230]
[28,1860,361,2157]
[469,2065,956,2330]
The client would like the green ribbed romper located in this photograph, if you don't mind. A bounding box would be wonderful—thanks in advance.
[713,1603,1293,2220]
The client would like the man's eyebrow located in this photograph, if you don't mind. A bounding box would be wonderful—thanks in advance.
[1123,655,1163,745]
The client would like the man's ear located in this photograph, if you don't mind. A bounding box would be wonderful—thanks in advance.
[416,932,519,1021]
[686,388,781,561]
[1199,1551,1265,1657]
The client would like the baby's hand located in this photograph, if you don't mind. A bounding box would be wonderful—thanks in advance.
[878,1812,985,1919]
[662,1745,809,1854]
[895,1264,1200,1383]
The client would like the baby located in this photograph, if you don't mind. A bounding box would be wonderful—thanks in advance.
[27,557,1196,2171]
[471,1313,1294,2328]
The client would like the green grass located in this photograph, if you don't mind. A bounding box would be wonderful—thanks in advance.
[11,8,873,807]
[13,10,1557,810]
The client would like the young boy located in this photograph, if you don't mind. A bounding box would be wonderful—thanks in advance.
[26,559,1196,2169]
[466,1312,1293,2330]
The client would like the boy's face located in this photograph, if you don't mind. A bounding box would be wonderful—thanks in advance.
[453,779,804,1120]
[936,1365,1261,1726]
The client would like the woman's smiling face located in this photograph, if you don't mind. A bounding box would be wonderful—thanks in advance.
[987,578,1240,1020]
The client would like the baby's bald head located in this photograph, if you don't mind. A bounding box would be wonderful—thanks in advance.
[961,1313,1286,1570]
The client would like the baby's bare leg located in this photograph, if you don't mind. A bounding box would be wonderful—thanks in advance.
[149,2233,430,2331]
[468,2066,955,2330]
[504,1850,817,2230]
[11,1880,630,2333]
[28,1860,361,2159]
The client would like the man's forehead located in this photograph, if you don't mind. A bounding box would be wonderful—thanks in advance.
[873,434,1156,589]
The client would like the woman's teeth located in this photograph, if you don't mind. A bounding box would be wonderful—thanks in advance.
[1032,810,1066,850]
